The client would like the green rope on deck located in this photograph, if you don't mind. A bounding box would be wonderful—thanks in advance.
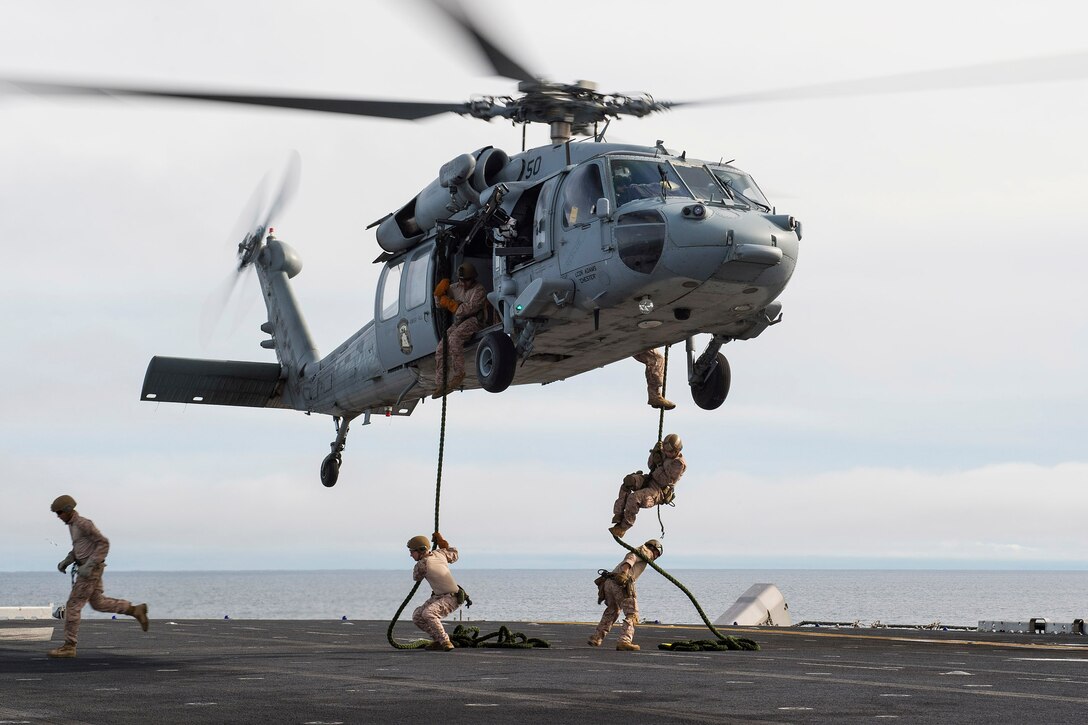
[451,624,550,649]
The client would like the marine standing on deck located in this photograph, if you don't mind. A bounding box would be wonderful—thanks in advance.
[48,495,149,658]
[408,532,466,651]
[589,539,663,651]
[432,262,487,397]
[632,348,675,410]
[609,433,686,538]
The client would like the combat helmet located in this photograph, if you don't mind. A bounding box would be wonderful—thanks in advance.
[406,535,431,552]
[50,495,77,513]
[662,433,682,453]
[457,262,477,281]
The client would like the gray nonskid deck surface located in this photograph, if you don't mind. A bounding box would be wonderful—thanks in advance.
[2,620,1087,724]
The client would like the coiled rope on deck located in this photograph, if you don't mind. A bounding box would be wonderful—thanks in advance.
[451,624,550,649]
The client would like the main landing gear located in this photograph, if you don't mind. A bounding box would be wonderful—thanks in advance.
[476,330,517,393]
[687,336,732,411]
[320,415,352,487]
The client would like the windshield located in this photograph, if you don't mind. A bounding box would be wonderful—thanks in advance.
[610,158,692,207]
[671,164,732,203]
[711,166,771,210]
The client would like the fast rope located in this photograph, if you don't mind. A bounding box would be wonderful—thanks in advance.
[657,345,669,443]
[386,302,452,650]
[655,345,670,538]
[611,533,759,651]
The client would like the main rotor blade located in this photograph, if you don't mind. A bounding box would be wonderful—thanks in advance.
[427,0,538,82]
[4,79,472,120]
[671,51,1088,108]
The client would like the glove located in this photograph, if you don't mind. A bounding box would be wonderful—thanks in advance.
[57,553,75,573]
[433,532,450,550]
[440,296,459,313]
[433,279,451,297]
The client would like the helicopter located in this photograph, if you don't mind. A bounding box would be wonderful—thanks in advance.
[6,2,1082,488]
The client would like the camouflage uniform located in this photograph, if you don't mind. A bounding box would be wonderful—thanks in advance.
[61,514,133,646]
[632,348,674,409]
[433,279,487,392]
[632,349,665,393]
[592,546,654,646]
[613,448,687,531]
[411,546,462,646]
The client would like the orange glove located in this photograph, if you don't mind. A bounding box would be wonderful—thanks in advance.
[433,279,451,297]
[440,296,459,313]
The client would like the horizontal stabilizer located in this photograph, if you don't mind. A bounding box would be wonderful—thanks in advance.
[141,356,284,408]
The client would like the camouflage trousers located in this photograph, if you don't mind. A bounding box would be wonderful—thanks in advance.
[413,592,461,646]
[434,318,482,389]
[632,349,664,395]
[64,566,131,645]
[593,579,639,645]
[613,482,666,530]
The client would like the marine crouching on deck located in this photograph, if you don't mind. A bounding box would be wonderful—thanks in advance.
[408,532,470,651]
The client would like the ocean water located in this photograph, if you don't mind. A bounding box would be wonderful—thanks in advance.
[2,569,1085,628]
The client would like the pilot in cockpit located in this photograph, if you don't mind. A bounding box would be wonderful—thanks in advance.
[612,160,680,207]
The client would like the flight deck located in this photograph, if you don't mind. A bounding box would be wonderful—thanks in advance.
[2,619,1087,724]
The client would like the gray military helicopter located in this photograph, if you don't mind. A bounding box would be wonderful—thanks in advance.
[8,2,1081,486]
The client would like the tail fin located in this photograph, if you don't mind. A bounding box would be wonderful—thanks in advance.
[253,234,319,399]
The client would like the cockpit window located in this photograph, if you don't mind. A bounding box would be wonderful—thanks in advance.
[711,166,771,210]
[610,158,692,207]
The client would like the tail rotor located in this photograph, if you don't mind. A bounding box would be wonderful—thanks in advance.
[200,151,301,346]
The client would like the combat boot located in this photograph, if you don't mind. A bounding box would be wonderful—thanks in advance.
[448,371,466,390]
[426,640,455,651]
[48,642,77,658]
[129,603,149,632]
[608,525,628,539]
[648,393,676,410]
[616,641,641,652]
[587,635,602,647]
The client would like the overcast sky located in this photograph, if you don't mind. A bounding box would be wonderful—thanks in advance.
[2,0,1086,574]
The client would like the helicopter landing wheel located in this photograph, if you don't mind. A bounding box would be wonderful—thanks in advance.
[476,331,516,393]
[320,453,341,488]
[691,353,731,410]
